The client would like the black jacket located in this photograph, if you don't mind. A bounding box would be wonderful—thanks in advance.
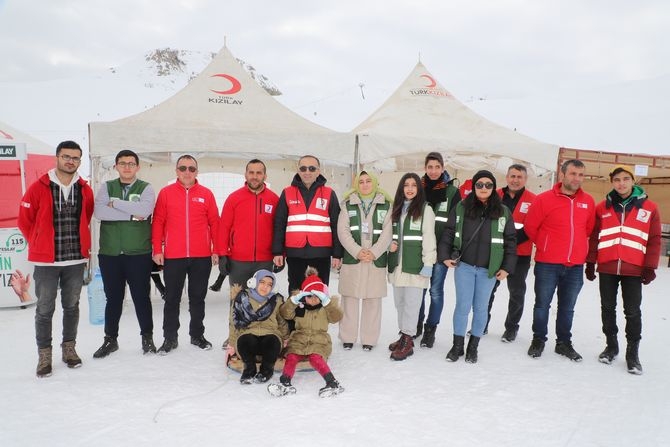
[272,174,343,259]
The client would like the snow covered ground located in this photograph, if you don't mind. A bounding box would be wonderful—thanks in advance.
[1,264,669,447]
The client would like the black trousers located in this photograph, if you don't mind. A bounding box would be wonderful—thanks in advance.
[599,272,643,342]
[286,257,331,295]
[162,257,211,339]
[237,333,281,375]
[99,253,153,337]
[487,256,531,332]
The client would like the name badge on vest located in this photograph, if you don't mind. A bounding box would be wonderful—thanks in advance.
[362,222,370,234]
[377,209,387,224]
[128,193,141,203]
[519,202,531,213]
[409,219,421,231]
[498,217,506,232]
[636,209,651,223]
[316,198,328,210]
[438,202,448,212]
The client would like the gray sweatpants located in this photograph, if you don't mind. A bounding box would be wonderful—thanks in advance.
[393,286,423,337]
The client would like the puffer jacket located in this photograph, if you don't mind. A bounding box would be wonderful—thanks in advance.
[229,285,289,352]
[280,295,343,359]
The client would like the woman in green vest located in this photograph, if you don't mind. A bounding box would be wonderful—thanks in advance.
[387,173,436,361]
[438,170,517,364]
[337,171,393,351]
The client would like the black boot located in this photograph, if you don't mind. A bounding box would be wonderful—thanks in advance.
[446,335,465,362]
[598,335,619,364]
[209,274,225,292]
[626,340,643,375]
[142,334,157,354]
[319,372,344,397]
[413,321,423,340]
[465,336,480,364]
[420,324,437,348]
[93,336,118,359]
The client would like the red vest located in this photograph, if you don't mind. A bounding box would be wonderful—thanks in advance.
[498,188,536,256]
[596,200,657,267]
[284,185,333,248]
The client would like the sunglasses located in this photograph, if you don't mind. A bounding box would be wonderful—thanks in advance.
[475,182,494,190]
[299,165,318,172]
[177,166,197,172]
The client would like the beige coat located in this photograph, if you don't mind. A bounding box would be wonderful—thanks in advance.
[388,205,437,288]
[280,296,343,359]
[229,285,289,353]
[337,192,393,299]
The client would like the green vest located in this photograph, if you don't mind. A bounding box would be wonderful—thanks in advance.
[342,201,390,268]
[387,206,426,275]
[99,179,152,256]
[432,186,459,242]
[453,202,510,278]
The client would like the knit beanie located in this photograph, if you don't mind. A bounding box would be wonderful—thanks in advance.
[472,170,496,189]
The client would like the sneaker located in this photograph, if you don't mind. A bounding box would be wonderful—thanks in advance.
[362,345,373,351]
[190,335,213,350]
[555,341,583,362]
[527,338,545,358]
[93,336,119,359]
[61,340,82,368]
[268,375,297,397]
[157,338,178,355]
[501,329,517,343]
[142,334,157,355]
[343,343,354,350]
[319,380,345,398]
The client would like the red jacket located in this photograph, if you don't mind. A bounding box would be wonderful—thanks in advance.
[498,187,536,256]
[218,184,278,262]
[18,173,94,263]
[524,183,595,266]
[152,180,219,259]
[587,193,661,276]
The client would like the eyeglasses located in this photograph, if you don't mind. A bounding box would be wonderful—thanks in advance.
[475,182,494,190]
[117,162,137,168]
[299,166,318,172]
[177,166,197,172]
[59,155,81,163]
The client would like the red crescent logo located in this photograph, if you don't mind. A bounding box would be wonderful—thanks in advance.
[420,74,437,88]
[210,74,242,95]
[0,130,14,139]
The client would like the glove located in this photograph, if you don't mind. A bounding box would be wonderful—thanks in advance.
[290,293,302,305]
[218,256,229,276]
[585,263,596,281]
[312,291,330,306]
[419,265,433,277]
[641,268,656,285]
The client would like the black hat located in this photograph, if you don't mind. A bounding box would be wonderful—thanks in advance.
[472,170,496,189]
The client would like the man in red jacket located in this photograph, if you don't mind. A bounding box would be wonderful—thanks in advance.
[486,164,536,343]
[586,165,661,375]
[524,159,595,361]
[152,155,219,354]
[217,159,279,346]
[18,140,93,377]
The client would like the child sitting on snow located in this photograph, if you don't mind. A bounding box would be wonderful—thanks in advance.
[268,267,345,398]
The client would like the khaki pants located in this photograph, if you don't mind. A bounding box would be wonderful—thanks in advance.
[338,296,382,346]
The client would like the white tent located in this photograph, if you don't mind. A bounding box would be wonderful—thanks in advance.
[353,62,560,191]
[88,45,355,194]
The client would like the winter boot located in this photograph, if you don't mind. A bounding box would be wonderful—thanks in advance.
[527,338,545,358]
[420,324,437,348]
[413,321,423,339]
[626,340,643,375]
[157,337,179,355]
[388,332,403,351]
[209,274,225,292]
[465,336,480,364]
[390,334,414,361]
[93,336,119,359]
[319,372,345,398]
[598,335,619,364]
[268,374,297,397]
[142,334,157,355]
[61,340,82,368]
[446,335,465,362]
[36,346,52,378]
[555,341,583,362]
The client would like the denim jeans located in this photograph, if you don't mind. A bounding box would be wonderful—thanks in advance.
[453,262,497,337]
[599,273,642,342]
[418,262,449,327]
[33,263,86,348]
[531,262,584,343]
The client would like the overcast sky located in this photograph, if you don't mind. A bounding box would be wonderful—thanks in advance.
[1,0,668,102]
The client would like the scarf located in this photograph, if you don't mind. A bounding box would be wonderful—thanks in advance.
[232,290,278,329]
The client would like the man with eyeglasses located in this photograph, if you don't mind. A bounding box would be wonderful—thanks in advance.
[152,155,219,354]
[524,159,595,362]
[92,150,157,359]
[485,164,536,343]
[273,155,343,294]
[18,140,94,377]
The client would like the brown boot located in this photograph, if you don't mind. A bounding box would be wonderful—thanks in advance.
[36,346,53,378]
[390,334,414,361]
[61,340,82,369]
[388,333,403,351]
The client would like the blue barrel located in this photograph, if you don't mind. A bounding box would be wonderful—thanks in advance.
[87,268,106,325]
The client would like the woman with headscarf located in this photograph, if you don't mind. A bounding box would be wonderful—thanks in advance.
[438,170,517,363]
[337,171,393,351]
[228,269,288,384]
